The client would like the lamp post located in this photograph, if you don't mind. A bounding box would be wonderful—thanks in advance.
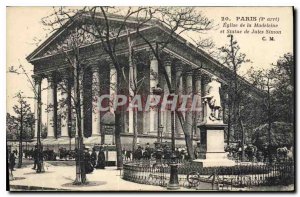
[68,122,72,151]
[158,125,164,143]
[152,84,164,143]
[167,90,179,190]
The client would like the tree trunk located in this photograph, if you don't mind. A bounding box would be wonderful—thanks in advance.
[36,81,45,173]
[177,111,194,161]
[115,70,123,169]
[157,57,195,159]
[115,111,123,169]
[127,29,138,153]
[227,109,231,145]
[184,134,194,160]
[73,58,86,184]
[18,106,23,168]
[132,110,138,152]
[238,107,245,162]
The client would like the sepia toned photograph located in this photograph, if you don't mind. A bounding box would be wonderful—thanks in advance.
[6,6,294,191]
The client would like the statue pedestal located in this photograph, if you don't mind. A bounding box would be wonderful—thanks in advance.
[193,123,235,167]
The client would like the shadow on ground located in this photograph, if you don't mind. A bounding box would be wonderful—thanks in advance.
[61,181,107,188]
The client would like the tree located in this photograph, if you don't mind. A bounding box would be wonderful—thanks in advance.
[45,7,140,171]
[252,122,293,150]
[130,7,214,159]
[219,34,250,161]
[248,53,294,156]
[9,61,44,172]
[271,53,294,123]
[42,6,215,162]
[6,113,18,140]
[13,92,32,168]
[247,68,275,160]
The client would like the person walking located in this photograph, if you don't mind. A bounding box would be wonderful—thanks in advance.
[96,146,106,169]
[36,147,44,173]
[32,145,38,170]
[91,148,97,168]
[9,151,16,171]
[84,148,93,174]
[134,146,143,160]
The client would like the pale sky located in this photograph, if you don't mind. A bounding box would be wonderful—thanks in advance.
[6,7,293,122]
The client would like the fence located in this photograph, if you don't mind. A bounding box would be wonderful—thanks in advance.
[122,159,294,190]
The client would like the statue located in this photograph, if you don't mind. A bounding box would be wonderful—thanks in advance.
[203,76,222,122]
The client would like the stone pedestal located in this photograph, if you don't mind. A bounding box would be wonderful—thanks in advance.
[193,123,235,167]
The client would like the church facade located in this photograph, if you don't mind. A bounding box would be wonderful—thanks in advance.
[26,14,261,150]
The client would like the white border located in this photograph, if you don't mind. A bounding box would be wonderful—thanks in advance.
[1,0,299,196]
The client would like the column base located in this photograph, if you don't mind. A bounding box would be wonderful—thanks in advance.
[46,136,56,139]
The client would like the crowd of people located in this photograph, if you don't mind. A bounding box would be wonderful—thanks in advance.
[8,142,294,176]
[73,146,106,174]
[225,144,294,163]
[122,142,192,162]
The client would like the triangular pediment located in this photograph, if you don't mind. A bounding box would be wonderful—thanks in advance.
[27,14,151,62]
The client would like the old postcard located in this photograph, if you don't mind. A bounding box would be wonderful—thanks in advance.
[6,6,294,191]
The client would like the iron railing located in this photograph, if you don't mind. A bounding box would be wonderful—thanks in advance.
[122,159,294,190]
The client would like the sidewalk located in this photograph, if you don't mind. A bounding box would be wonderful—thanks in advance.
[9,162,200,191]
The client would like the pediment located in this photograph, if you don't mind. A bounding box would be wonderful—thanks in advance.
[27,15,151,62]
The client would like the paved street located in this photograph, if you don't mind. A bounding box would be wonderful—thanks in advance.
[8,160,294,191]
[9,164,162,191]
[9,161,207,191]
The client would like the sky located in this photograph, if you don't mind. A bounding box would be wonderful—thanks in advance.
[6,7,293,122]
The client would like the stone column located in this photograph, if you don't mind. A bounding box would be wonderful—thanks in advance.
[202,74,211,123]
[91,66,101,136]
[60,74,70,137]
[47,75,55,138]
[74,69,84,138]
[185,71,193,137]
[128,60,137,134]
[109,62,117,112]
[79,70,85,138]
[163,58,172,135]
[175,63,183,137]
[104,61,117,144]
[149,54,159,134]
[193,70,202,139]
[70,80,77,137]
[33,76,42,138]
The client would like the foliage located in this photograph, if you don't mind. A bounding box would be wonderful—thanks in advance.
[252,122,294,149]
[7,93,34,140]
[6,113,18,140]
[218,35,252,154]
[247,53,294,148]
[44,6,216,161]
[271,53,294,123]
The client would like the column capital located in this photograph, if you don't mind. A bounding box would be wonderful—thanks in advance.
[163,55,172,67]
[46,74,55,83]
[106,58,115,69]
[194,69,203,80]
[32,75,42,83]
[91,65,100,73]
[185,70,194,77]
[149,52,157,61]
[202,73,212,84]
[60,71,71,79]
[175,61,183,72]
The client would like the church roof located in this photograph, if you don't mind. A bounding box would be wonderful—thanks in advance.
[26,10,265,98]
